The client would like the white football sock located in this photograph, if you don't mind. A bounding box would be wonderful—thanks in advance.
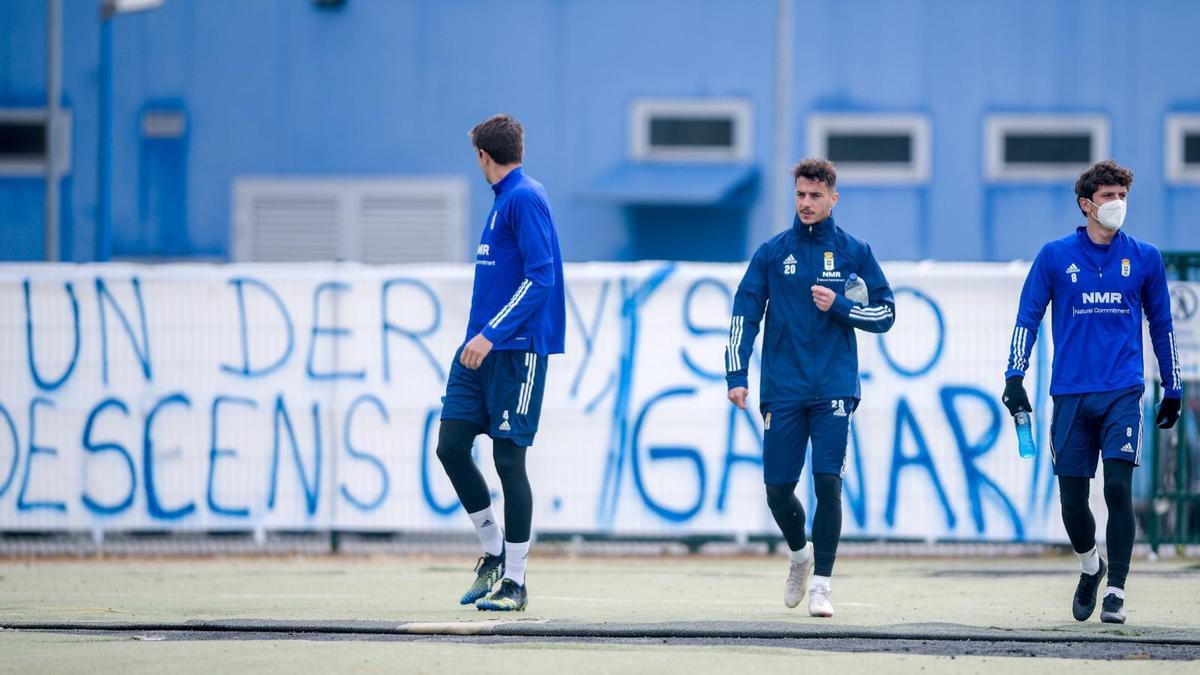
[1104,586,1125,600]
[503,540,530,586]
[1077,546,1100,575]
[811,575,831,591]
[468,506,504,557]
[788,542,812,565]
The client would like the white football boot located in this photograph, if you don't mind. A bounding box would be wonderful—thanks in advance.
[808,583,834,618]
[783,542,813,608]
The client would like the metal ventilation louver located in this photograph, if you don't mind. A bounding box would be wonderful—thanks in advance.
[233,177,468,263]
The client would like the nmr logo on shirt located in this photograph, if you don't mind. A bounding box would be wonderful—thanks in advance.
[1082,292,1123,304]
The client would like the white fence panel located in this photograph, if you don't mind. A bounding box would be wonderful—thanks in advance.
[0,261,1156,542]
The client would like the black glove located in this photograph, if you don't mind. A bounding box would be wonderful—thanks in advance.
[1155,397,1182,429]
[1002,376,1032,416]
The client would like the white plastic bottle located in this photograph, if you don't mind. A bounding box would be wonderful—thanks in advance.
[844,273,868,305]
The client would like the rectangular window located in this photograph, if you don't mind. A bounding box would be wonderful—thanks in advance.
[0,108,71,176]
[807,115,930,183]
[649,118,734,149]
[1166,115,1200,184]
[631,99,751,161]
[826,133,912,164]
[1003,133,1092,164]
[0,120,45,156]
[985,115,1108,181]
[1186,134,1200,164]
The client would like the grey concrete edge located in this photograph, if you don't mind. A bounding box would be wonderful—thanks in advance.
[2,620,1198,646]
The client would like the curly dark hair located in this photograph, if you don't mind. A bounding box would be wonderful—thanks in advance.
[1074,160,1133,216]
[792,158,837,189]
[469,114,524,165]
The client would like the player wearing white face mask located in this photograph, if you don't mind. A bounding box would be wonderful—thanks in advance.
[1086,195,1127,231]
[1003,160,1182,625]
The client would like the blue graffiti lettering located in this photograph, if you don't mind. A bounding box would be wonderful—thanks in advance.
[631,387,706,522]
[381,278,445,384]
[941,386,1024,540]
[878,287,945,378]
[716,404,763,512]
[583,373,616,415]
[267,396,322,516]
[24,279,80,391]
[681,278,732,382]
[307,281,365,380]
[0,404,17,499]
[341,394,390,512]
[144,392,195,520]
[95,277,152,385]
[885,397,956,530]
[565,280,610,398]
[597,264,676,528]
[208,395,257,518]
[81,397,135,515]
[220,277,294,378]
[843,415,868,528]
[17,397,65,512]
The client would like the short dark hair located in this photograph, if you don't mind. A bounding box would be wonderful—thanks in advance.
[1074,160,1133,215]
[792,158,837,188]
[470,114,524,165]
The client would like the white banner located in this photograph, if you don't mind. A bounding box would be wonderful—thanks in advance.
[0,261,1133,542]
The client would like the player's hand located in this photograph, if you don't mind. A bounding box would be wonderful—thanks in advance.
[1002,376,1032,416]
[459,334,494,370]
[728,387,749,410]
[811,285,836,312]
[1155,397,1182,429]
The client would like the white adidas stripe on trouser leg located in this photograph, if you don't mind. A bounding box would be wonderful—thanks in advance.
[1135,403,1144,465]
[518,353,537,415]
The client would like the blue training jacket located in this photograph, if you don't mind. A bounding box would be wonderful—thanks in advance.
[467,167,566,355]
[1006,226,1182,398]
[726,214,896,403]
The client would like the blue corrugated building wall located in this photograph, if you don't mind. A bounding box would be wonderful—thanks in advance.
[2,0,1199,263]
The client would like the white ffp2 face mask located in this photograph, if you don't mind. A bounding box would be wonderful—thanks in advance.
[1090,198,1126,231]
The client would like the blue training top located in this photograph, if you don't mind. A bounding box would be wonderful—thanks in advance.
[467,167,566,355]
[1006,226,1182,398]
[726,214,896,403]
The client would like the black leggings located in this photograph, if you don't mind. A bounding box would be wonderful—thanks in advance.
[1058,459,1135,588]
[492,438,532,543]
[435,419,534,544]
[765,474,844,577]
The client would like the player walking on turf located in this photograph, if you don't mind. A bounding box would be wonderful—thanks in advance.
[1002,160,1182,624]
[435,114,566,611]
[726,159,895,617]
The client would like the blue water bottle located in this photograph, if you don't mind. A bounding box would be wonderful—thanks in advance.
[1014,410,1036,459]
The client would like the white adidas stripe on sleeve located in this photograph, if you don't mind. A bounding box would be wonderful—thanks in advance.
[488,279,533,329]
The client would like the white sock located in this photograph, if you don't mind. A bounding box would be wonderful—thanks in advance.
[503,540,530,586]
[788,542,812,565]
[1104,586,1125,600]
[811,575,831,591]
[468,507,504,556]
[1077,546,1100,575]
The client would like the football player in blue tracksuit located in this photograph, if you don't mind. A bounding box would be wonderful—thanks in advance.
[436,114,566,612]
[1003,160,1182,625]
[726,159,895,617]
